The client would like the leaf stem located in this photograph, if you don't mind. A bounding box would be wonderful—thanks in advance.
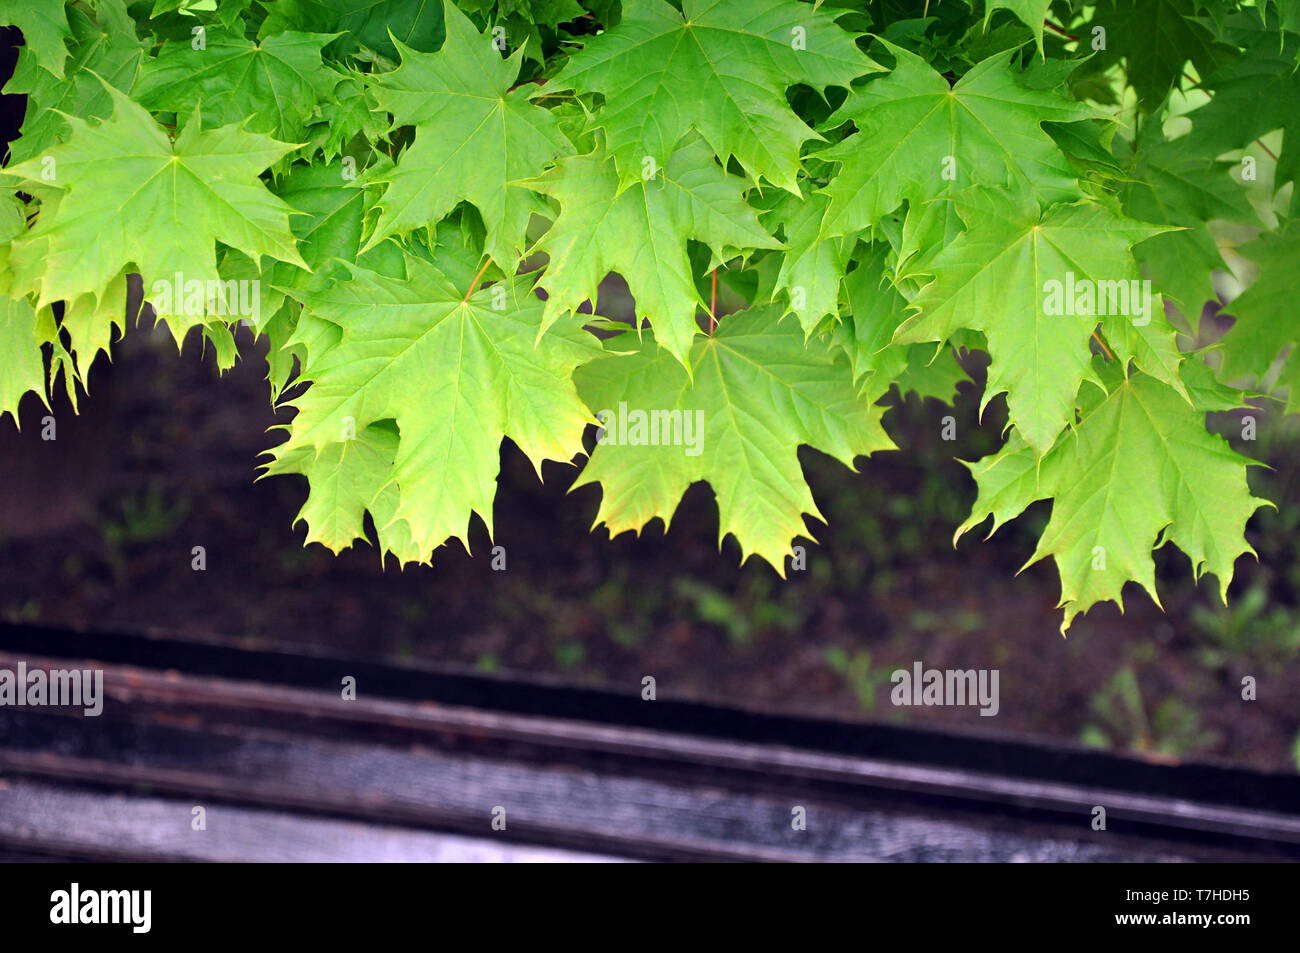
[1091,328,1116,361]
[1044,20,1079,42]
[508,78,548,93]
[709,268,718,333]
[464,257,493,302]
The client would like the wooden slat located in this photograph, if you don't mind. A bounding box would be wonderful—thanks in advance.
[5,620,1296,817]
[0,653,1284,861]
[0,779,627,863]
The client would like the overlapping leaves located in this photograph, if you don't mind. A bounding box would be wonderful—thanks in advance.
[362,3,572,268]
[554,0,875,191]
[0,0,1292,634]
[267,247,600,560]
[574,306,894,568]
[959,367,1268,632]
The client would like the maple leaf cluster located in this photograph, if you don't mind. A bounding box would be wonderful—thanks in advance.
[0,0,1293,632]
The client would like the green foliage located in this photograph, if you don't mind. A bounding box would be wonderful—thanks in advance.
[552,0,874,191]
[1189,581,1300,673]
[264,246,601,557]
[363,5,572,267]
[0,0,1295,633]
[825,646,894,712]
[531,136,778,363]
[1081,664,1219,757]
[0,0,70,79]
[573,305,893,569]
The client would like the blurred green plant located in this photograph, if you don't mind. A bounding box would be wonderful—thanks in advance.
[1081,666,1219,758]
[672,575,805,647]
[2,599,40,623]
[552,641,586,669]
[1189,580,1300,675]
[824,646,894,713]
[97,485,191,583]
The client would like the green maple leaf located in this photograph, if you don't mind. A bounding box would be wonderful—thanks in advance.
[306,72,387,161]
[362,3,572,269]
[1084,0,1237,112]
[1185,22,1300,211]
[3,85,306,315]
[457,0,588,63]
[1266,0,1300,32]
[256,0,447,60]
[0,0,71,78]
[959,369,1268,632]
[573,306,895,571]
[212,160,369,395]
[1117,125,1259,330]
[0,190,27,282]
[133,29,338,143]
[255,160,435,399]
[894,345,971,404]
[254,160,370,321]
[269,251,601,560]
[0,295,44,425]
[265,419,423,562]
[553,0,876,191]
[276,163,366,279]
[892,193,967,276]
[530,136,780,367]
[832,242,910,395]
[6,0,145,166]
[895,188,1179,454]
[770,189,855,335]
[1218,220,1300,410]
[59,270,129,383]
[819,40,1099,238]
[985,1,1053,58]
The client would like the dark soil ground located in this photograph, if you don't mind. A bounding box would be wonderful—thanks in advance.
[2,319,1298,774]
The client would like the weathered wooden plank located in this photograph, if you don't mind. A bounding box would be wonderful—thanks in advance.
[0,779,627,863]
[2,629,1297,861]
[0,708,1247,863]
[2,653,1297,855]
[6,620,1296,818]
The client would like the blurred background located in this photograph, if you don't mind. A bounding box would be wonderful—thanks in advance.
[2,293,1298,775]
